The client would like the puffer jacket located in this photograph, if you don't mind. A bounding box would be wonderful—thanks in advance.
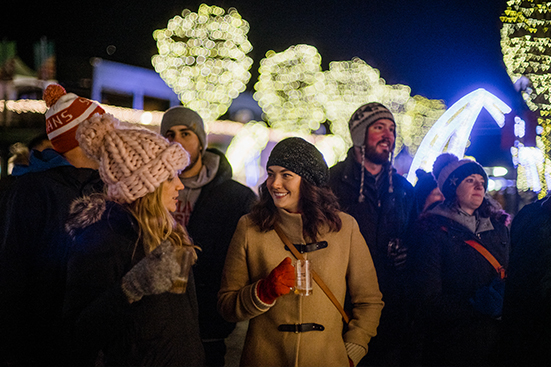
[408,202,510,366]
[218,209,384,367]
[63,195,204,366]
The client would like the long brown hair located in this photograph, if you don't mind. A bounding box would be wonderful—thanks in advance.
[249,178,342,242]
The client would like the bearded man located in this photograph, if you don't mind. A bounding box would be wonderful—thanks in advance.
[329,102,414,366]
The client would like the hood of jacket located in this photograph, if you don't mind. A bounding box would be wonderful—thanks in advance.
[65,194,108,239]
[180,148,233,190]
[428,201,494,235]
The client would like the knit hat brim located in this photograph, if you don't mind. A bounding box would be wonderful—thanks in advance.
[349,102,395,147]
[105,143,189,203]
[267,137,328,186]
[437,160,488,200]
[77,113,190,204]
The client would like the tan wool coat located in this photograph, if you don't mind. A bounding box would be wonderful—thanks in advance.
[218,209,384,367]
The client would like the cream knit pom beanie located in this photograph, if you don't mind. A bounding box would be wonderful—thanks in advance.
[76,113,190,203]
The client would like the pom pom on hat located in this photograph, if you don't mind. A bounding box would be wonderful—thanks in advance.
[43,84,67,107]
[76,113,190,204]
[44,83,105,154]
[414,169,438,213]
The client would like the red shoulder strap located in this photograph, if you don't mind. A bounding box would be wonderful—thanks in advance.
[441,226,506,280]
[464,240,506,280]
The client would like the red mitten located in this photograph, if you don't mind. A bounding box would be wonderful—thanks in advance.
[257,257,296,304]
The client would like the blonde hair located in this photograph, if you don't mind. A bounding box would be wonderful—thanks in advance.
[126,183,197,258]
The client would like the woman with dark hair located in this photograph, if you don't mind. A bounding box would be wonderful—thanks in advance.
[408,153,510,366]
[218,137,383,367]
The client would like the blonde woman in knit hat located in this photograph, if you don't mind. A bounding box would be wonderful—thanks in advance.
[407,153,510,366]
[218,137,383,367]
[63,113,204,366]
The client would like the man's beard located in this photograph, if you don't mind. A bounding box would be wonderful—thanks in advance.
[364,141,392,165]
[183,150,201,173]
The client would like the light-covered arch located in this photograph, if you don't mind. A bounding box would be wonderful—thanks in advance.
[407,88,512,184]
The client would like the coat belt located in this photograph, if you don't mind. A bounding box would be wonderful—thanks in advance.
[278,323,325,333]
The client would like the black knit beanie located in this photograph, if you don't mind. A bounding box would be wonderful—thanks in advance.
[414,169,438,213]
[266,137,328,186]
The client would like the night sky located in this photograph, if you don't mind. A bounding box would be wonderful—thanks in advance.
[4,0,520,165]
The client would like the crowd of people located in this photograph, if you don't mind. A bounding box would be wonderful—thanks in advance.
[0,84,548,367]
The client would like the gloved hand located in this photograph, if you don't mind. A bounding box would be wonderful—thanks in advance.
[257,257,295,304]
[469,277,505,319]
[388,238,407,270]
[121,240,180,303]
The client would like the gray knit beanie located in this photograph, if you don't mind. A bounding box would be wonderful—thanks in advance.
[349,102,396,147]
[267,137,328,186]
[160,106,207,154]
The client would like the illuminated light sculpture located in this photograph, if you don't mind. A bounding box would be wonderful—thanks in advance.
[152,4,253,124]
[255,50,446,163]
[512,144,546,192]
[406,88,512,184]
[501,0,551,196]
[501,0,551,114]
[225,121,271,187]
[324,58,446,157]
[253,44,327,134]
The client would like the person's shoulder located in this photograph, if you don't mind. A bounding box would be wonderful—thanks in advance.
[337,211,360,229]
[329,156,351,178]
[5,166,70,196]
[392,171,414,191]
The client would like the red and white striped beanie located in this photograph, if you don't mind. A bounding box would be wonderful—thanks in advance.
[76,113,190,204]
[43,84,105,153]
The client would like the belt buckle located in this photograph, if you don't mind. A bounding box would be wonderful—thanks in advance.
[294,323,300,333]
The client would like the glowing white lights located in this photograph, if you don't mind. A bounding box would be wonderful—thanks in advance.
[152,4,253,122]
[407,89,512,184]
[492,166,508,177]
[253,47,446,160]
[254,44,326,134]
[514,116,526,138]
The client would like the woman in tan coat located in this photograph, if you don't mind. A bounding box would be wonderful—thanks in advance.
[218,137,383,367]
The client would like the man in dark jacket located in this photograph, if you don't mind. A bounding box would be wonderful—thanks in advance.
[329,102,414,366]
[161,106,256,367]
[0,84,104,366]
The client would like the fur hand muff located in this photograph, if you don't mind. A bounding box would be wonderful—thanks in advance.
[121,240,180,303]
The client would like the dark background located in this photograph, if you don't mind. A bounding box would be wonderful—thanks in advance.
[2,0,525,167]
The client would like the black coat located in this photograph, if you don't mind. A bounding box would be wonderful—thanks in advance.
[408,209,510,366]
[64,200,204,366]
[0,164,102,366]
[501,196,551,366]
[328,148,414,365]
[187,149,257,340]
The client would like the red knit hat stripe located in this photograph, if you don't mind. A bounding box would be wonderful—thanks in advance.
[50,125,80,153]
[46,98,104,153]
